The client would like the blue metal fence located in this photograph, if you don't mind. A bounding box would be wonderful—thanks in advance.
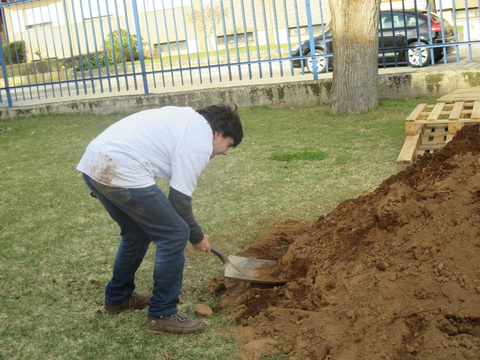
[0,0,478,107]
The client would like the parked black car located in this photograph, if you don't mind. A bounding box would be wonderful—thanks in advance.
[291,10,455,73]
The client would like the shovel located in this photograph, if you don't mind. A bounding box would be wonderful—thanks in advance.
[210,244,286,285]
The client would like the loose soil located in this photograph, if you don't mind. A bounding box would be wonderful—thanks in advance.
[207,124,480,360]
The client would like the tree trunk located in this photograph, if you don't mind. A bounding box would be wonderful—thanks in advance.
[328,0,381,114]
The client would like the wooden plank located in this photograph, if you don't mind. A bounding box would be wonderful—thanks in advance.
[406,103,428,121]
[448,101,464,134]
[438,95,480,102]
[422,127,448,135]
[471,101,480,120]
[397,134,421,172]
[448,101,463,120]
[426,102,445,122]
[437,87,480,102]
[411,118,480,125]
[405,103,428,135]
[442,94,478,100]
[424,123,448,131]
[421,135,447,144]
[418,143,445,152]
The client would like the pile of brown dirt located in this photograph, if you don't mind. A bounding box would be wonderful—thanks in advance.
[207,124,480,360]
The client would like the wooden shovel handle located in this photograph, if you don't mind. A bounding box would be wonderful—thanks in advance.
[210,244,231,265]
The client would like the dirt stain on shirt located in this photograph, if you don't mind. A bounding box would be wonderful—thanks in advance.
[91,153,118,186]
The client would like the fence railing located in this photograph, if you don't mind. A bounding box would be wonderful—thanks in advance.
[0,0,479,107]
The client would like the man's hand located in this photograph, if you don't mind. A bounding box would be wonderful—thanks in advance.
[192,235,211,254]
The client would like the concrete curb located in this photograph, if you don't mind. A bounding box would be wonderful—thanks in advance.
[1,67,480,119]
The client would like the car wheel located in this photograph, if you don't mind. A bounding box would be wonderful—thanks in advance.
[306,49,327,73]
[434,50,447,63]
[408,42,431,67]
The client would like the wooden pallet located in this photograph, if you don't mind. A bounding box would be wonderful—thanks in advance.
[396,99,480,172]
[437,87,480,103]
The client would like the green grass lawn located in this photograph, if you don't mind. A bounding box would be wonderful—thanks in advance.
[3,43,293,80]
[0,97,436,359]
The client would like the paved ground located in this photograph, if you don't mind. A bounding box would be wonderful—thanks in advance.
[1,45,480,109]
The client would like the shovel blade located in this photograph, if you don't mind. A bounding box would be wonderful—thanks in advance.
[224,255,286,284]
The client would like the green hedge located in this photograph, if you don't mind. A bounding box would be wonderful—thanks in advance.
[3,41,26,65]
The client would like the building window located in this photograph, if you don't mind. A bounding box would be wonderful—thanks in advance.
[456,8,479,19]
[289,25,324,37]
[26,21,52,30]
[217,32,254,46]
[70,0,120,22]
[24,4,60,30]
[155,41,187,53]
[137,0,179,12]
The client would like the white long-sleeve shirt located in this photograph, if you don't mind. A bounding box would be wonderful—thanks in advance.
[77,106,213,197]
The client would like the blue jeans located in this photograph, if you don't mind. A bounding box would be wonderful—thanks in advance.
[83,174,189,317]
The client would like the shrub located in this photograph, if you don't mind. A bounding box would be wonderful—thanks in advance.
[103,29,141,64]
[74,52,112,72]
[3,41,26,65]
[75,53,99,71]
[73,28,141,72]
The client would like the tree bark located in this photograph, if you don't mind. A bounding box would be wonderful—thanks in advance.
[328,0,381,114]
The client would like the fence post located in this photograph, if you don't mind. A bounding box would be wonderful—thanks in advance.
[305,0,318,80]
[0,41,13,108]
[130,0,149,95]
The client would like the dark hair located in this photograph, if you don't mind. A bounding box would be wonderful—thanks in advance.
[196,104,243,147]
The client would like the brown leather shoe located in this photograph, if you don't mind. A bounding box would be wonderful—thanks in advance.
[104,291,152,313]
[147,313,205,334]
